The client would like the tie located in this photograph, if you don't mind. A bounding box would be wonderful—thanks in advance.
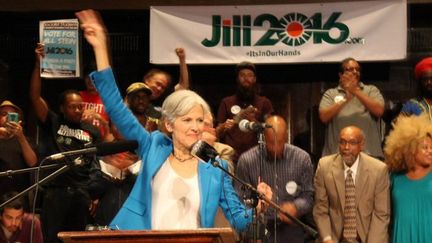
[343,169,357,241]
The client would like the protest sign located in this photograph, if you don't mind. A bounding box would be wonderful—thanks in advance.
[39,19,80,78]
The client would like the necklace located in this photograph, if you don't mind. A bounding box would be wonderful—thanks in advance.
[172,152,194,162]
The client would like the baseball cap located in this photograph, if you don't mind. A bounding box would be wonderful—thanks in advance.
[236,61,256,76]
[126,82,152,96]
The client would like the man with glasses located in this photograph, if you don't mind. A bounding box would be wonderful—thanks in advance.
[313,126,390,243]
[319,57,385,159]
[400,57,432,120]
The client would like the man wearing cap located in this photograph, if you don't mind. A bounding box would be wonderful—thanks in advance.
[125,82,158,131]
[400,57,432,120]
[216,61,274,164]
[30,43,102,243]
[0,100,37,202]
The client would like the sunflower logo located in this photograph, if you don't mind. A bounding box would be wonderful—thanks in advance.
[276,13,314,47]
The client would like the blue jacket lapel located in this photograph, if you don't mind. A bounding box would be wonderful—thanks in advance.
[198,161,213,226]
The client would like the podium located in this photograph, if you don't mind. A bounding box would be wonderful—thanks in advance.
[58,228,236,243]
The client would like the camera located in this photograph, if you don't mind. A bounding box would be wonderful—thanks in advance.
[7,112,19,122]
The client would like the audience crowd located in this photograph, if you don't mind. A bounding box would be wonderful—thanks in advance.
[0,9,431,243]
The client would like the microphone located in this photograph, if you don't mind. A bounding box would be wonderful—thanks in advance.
[191,140,219,163]
[238,119,272,132]
[47,140,138,160]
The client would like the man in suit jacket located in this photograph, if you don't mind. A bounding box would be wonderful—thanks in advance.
[313,126,390,243]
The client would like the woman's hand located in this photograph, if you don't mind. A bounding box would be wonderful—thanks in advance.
[75,10,107,50]
[75,9,111,70]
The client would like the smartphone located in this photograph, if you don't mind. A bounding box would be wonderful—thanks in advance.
[7,112,19,122]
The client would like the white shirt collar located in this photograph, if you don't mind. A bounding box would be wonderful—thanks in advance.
[343,155,360,184]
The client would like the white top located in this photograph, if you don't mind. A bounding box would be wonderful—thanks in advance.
[151,158,200,229]
[99,159,141,180]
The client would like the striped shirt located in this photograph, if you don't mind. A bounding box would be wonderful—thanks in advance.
[235,143,314,219]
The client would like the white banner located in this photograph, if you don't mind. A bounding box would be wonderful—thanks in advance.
[150,0,406,64]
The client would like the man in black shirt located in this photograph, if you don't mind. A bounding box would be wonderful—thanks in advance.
[30,44,101,243]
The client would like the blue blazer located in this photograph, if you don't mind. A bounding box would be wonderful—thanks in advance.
[90,68,252,231]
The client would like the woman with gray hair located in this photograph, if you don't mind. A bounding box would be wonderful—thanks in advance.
[76,9,272,231]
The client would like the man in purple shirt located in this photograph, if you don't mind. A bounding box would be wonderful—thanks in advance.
[0,192,43,243]
[216,61,274,164]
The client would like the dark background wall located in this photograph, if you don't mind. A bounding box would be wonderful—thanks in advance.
[1,2,431,160]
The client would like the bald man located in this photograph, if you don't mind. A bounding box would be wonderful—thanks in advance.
[235,115,314,243]
[313,126,390,243]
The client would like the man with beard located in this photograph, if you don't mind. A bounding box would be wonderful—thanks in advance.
[216,61,273,164]
[400,57,432,119]
[313,126,390,243]
[319,57,385,159]
[0,192,43,243]
[235,115,314,243]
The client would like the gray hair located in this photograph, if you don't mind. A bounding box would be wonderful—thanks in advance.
[161,90,210,124]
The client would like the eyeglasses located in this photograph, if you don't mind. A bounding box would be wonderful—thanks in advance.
[339,139,360,146]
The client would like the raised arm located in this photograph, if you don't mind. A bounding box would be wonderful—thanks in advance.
[29,43,49,123]
[174,47,189,91]
[75,10,110,71]
[77,9,150,147]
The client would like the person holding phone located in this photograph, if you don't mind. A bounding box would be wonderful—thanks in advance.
[319,58,385,159]
[0,100,38,204]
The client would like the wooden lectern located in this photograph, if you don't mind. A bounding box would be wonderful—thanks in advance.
[58,228,235,243]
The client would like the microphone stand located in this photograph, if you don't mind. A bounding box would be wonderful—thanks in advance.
[208,157,319,240]
[0,163,63,177]
[253,130,266,242]
[0,158,72,209]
